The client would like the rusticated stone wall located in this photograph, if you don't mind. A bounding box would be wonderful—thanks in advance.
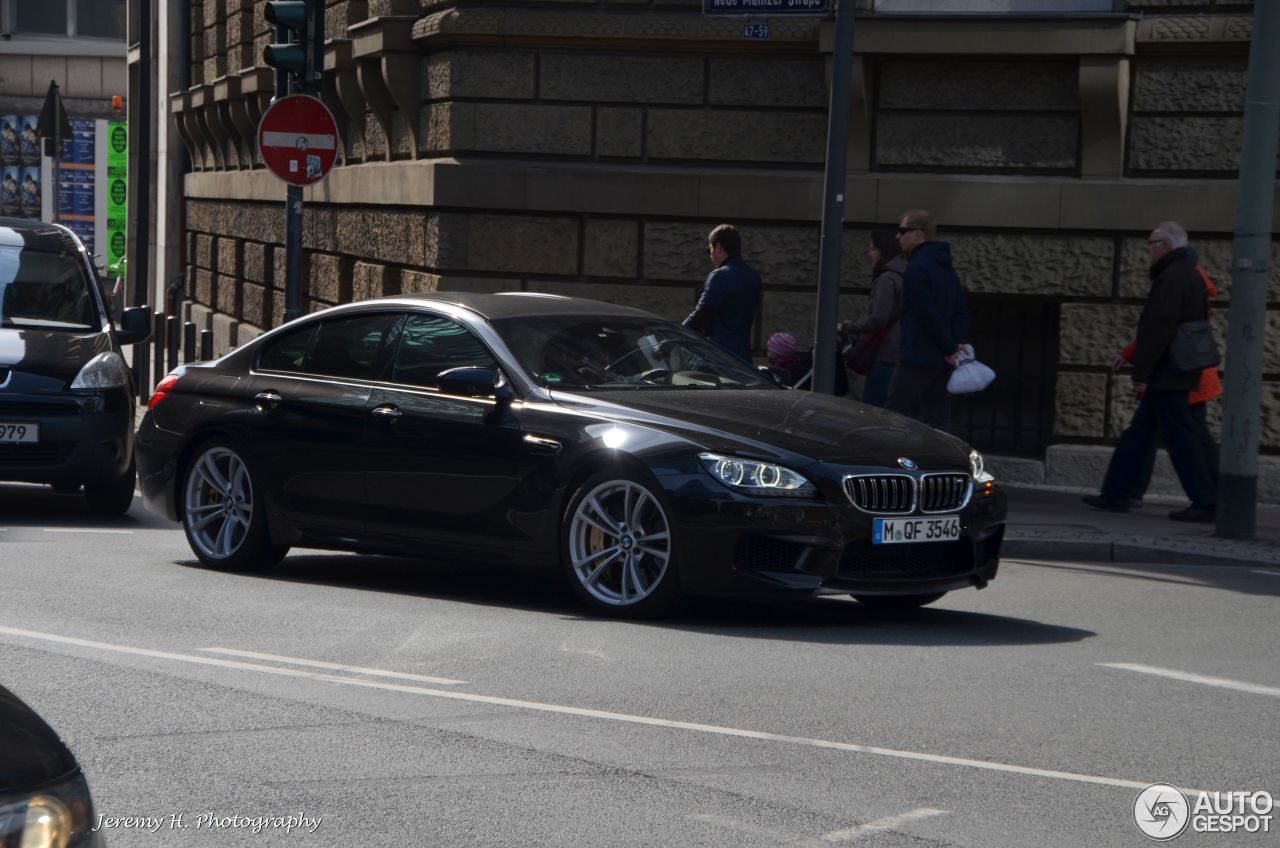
[1128,58,1248,174]
[874,60,1081,173]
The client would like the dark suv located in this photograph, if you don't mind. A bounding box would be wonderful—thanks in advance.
[0,219,149,513]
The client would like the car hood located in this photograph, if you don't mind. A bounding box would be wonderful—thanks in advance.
[0,684,78,792]
[0,327,110,386]
[549,388,971,468]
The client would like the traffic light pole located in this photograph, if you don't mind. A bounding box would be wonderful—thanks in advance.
[284,185,304,322]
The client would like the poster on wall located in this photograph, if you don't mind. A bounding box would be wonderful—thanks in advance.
[19,116,39,164]
[1,166,18,216]
[0,116,19,161]
[106,120,127,272]
[19,167,40,219]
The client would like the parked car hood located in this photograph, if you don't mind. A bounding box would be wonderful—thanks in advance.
[0,327,109,385]
[549,387,972,468]
[0,684,78,792]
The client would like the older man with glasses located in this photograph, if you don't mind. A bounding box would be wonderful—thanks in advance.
[1083,221,1219,522]
[884,209,969,432]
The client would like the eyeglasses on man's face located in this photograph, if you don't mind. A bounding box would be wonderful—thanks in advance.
[897,226,922,236]
[1146,238,1168,247]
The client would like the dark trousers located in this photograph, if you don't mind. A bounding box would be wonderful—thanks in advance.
[886,364,952,431]
[862,361,895,408]
[1102,391,1217,509]
[1131,402,1218,498]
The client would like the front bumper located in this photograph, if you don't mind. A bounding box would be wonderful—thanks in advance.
[663,472,1006,598]
[0,390,133,486]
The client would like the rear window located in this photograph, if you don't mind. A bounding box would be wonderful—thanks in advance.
[0,246,99,331]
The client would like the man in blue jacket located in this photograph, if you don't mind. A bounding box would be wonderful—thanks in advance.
[886,209,969,431]
[683,224,761,363]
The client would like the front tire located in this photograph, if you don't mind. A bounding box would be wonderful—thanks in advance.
[181,440,287,571]
[853,592,946,611]
[562,470,680,618]
[84,458,135,515]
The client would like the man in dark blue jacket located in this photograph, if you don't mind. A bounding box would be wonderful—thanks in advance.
[683,224,761,363]
[886,209,969,431]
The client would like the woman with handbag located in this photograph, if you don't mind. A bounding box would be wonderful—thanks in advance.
[838,230,906,407]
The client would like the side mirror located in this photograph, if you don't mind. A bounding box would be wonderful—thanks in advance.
[437,366,514,401]
[116,306,152,345]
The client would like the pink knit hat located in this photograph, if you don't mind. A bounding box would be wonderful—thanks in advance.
[767,332,797,359]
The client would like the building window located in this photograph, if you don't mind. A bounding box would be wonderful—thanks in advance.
[6,0,125,40]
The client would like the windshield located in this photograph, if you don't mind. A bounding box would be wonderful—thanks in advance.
[0,246,100,331]
[492,314,777,390]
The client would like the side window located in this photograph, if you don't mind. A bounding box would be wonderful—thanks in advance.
[257,325,317,373]
[304,313,404,380]
[391,314,498,388]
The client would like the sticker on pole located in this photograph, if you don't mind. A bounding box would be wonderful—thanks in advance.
[257,95,339,186]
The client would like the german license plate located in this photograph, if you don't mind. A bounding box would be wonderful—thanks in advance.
[0,422,38,443]
[873,515,960,545]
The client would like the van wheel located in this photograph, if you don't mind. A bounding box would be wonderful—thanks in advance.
[84,459,135,515]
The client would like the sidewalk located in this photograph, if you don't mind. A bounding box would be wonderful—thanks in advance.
[1003,486,1280,566]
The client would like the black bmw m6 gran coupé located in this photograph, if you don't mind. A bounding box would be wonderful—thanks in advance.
[136,293,1005,617]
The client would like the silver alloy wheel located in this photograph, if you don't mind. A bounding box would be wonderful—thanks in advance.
[568,480,672,607]
[183,446,254,561]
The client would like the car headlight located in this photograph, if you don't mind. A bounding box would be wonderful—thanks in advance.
[969,449,995,484]
[70,351,129,390]
[698,452,816,497]
[0,772,94,848]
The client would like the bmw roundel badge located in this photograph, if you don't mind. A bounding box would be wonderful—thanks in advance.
[897,457,917,470]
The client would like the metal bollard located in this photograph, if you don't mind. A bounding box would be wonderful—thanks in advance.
[183,321,197,364]
[152,313,166,394]
[166,315,180,374]
[199,329,214,362]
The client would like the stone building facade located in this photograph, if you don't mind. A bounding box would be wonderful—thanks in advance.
[148,0,1276,474]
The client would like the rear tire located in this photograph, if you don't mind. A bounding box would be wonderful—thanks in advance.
[852,592,946,611]
[181,440,287,572]
[561,469,680,618]
[83,459,135,515]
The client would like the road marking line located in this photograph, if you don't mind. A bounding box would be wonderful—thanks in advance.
[1252,570,1280,577]
[1100,663,1280,698]
[200,647,466,686]
[819,808,948,843]
[41,528,134,535]
[0,623,1184,793]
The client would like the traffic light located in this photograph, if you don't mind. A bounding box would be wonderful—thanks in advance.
[263,0,324,94]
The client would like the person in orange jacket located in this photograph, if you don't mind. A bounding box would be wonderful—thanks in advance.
[1085,253,1220,512]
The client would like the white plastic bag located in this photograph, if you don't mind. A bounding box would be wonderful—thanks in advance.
[947,344,996,394]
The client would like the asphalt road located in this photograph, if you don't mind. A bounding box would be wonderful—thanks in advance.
[1,482,1277,847]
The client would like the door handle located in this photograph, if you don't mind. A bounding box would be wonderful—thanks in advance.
[254,391,283,411]
[371,404,402,422]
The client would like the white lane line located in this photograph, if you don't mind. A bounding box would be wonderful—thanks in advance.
[0,623,1181,793]
[1252,570,1280,577]
[818,808,949,843]
[200,647,466,686]
[42,527,134,535]
[1100,663,1280,699]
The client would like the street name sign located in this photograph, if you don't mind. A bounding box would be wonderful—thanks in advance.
[257,94,339,186]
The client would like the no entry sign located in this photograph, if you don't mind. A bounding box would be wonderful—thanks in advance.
[257,95,339,186]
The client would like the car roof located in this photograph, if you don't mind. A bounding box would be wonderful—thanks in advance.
[0,218,82,253]
[337,292,659,322]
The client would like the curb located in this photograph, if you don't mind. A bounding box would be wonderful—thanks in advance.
[1003,537,1280,567]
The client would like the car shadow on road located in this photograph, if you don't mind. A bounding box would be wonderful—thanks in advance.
[189,552,1094,648]
[0,483,173,530]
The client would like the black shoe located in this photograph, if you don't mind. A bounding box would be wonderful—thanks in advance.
[1083,494,1129,513]
[1169,506,1215,523]
[1127,497,1144,509]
